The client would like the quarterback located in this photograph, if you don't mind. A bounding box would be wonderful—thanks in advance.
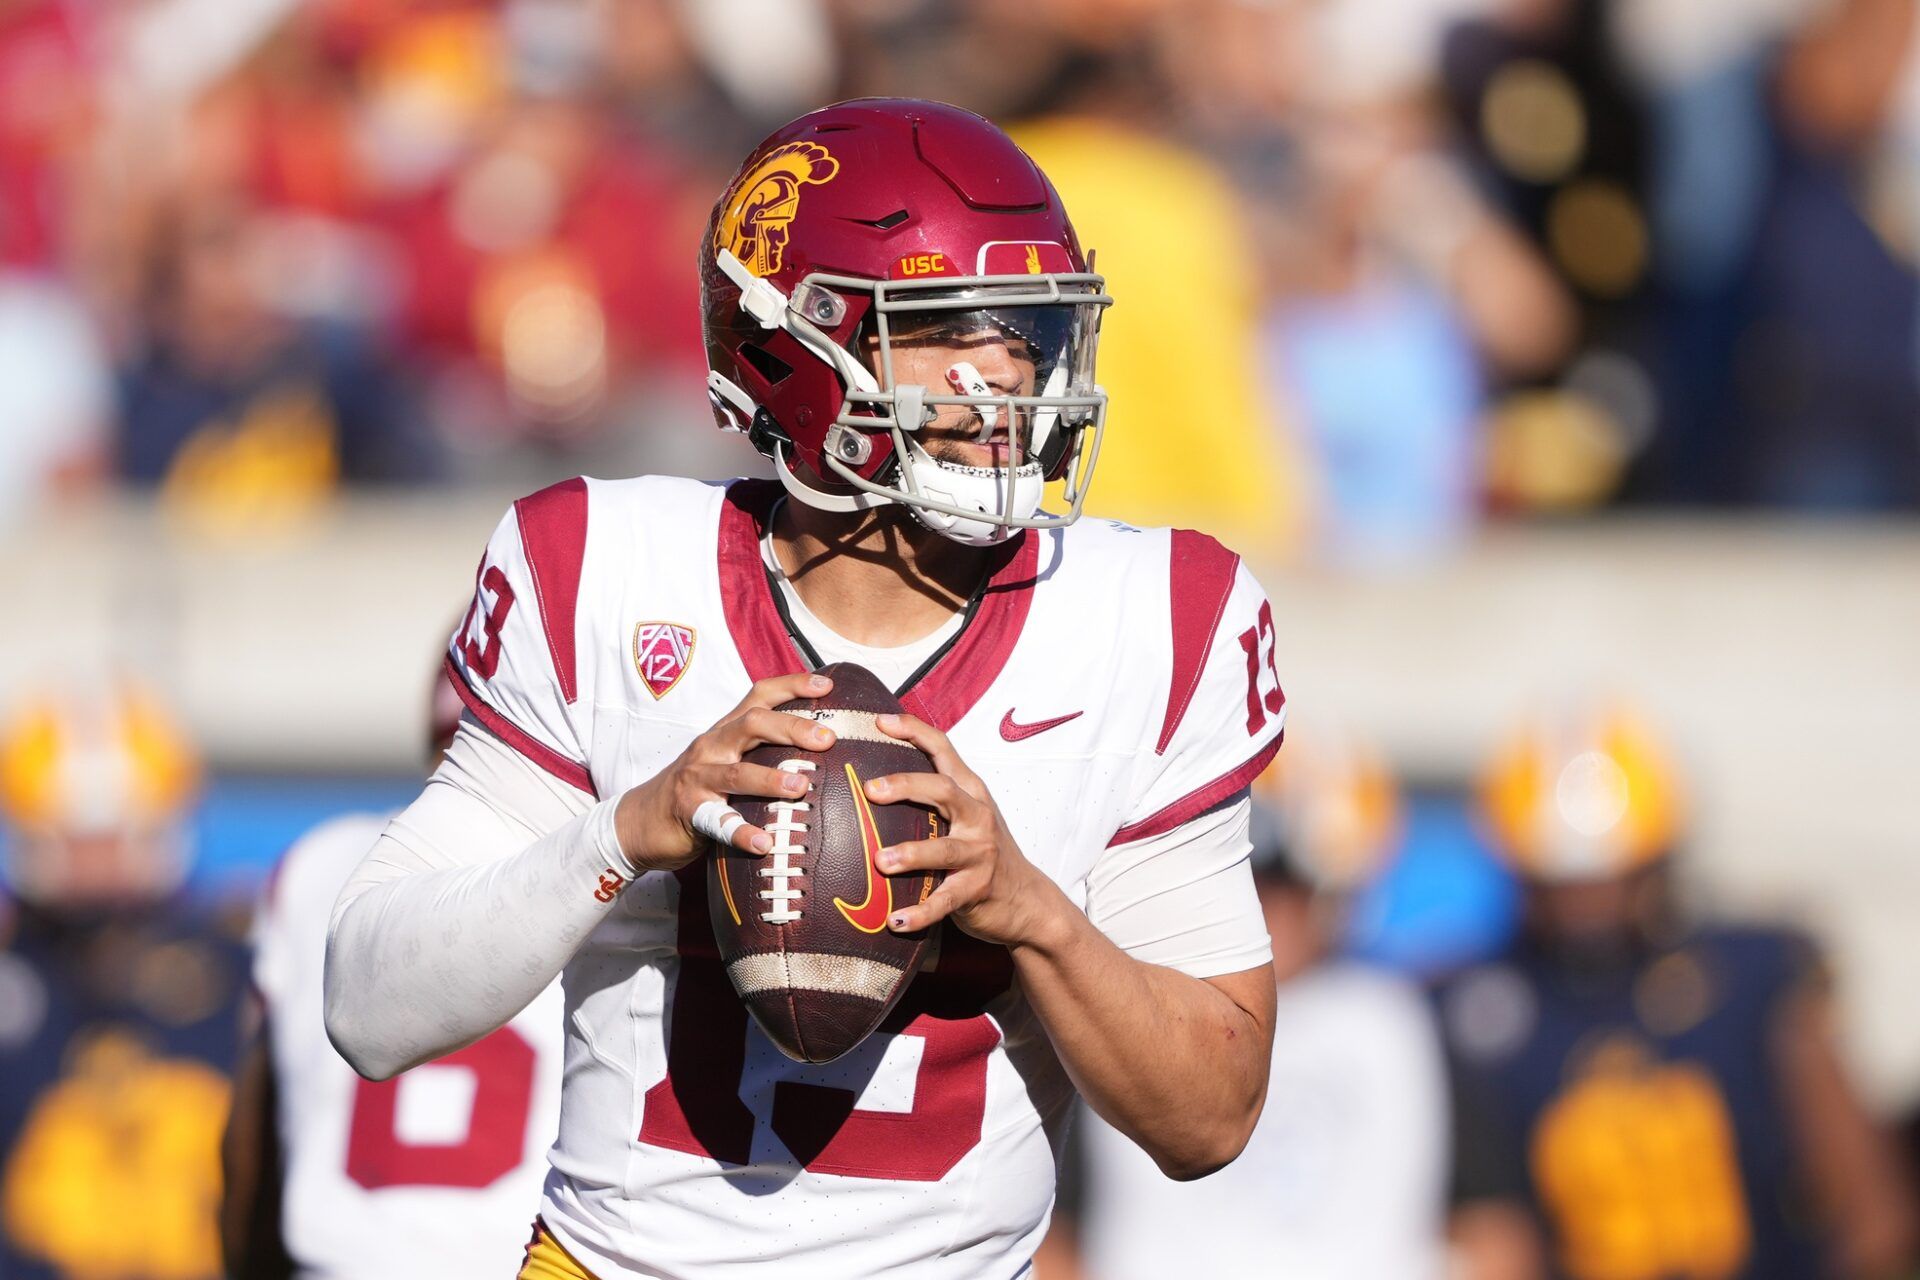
[325,99,1288,1279]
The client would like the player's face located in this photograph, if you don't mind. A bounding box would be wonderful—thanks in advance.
[864,311,1043,469]
[1526,864,1669,961]
[8,828,181,913]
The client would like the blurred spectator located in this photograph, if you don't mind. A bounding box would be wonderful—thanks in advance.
[1438,0,1666,512]
[1165,0,1574,563]
[1440,699,1916,1280]
[1737,0,1920,509]
[382,91,708,464]
[0,680,245,1280]
[1047,723,1449,1280]
[117,190,434,525]
[0,0,1910,516]
[0,0,97,273]
[0,274,110,526]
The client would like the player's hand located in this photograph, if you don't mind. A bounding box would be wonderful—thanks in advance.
[614,673,836,873]
[864,713,1057,947]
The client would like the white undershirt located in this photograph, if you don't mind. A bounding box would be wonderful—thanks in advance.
[759,510,964,689]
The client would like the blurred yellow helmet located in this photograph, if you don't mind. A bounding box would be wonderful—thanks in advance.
[1477,699,1684,882]
[0,683,201,907]
[1252,720,1403,892]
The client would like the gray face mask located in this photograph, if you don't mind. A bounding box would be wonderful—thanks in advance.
[710,248,1112,544]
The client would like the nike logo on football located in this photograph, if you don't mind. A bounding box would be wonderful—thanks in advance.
[999,709,1084,742]
[834,763,892,934]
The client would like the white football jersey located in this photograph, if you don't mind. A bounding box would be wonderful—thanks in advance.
[445,475,1287,1280]
[254,812,565,1278]
[1078,962,1450,1280]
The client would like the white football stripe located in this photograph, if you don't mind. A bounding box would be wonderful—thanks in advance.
[727,952,903,1003]
[789,708,905,746]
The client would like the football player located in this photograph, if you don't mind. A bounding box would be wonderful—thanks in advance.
[1439,701,1917,1280]
[325,99,1288,1279]
[1060,724,1449,1280]
[0,681,244,1280]
[221,663,564,1278]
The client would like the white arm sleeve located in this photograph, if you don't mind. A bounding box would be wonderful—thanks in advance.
[323,716,634,1080]
[1083,793,1271,979]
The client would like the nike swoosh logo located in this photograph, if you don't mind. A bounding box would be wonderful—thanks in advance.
[999,709,1084,742]
[834,763,892,934]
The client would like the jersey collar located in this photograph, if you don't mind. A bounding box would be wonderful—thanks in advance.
[716,479,1039,732]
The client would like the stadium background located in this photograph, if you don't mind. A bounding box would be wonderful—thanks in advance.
[1,0,1917,1270]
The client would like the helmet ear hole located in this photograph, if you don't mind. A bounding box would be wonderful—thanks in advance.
[740,343,793,385]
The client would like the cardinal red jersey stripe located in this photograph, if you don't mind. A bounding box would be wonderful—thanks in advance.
[1105,733,1284,847]
[513,477,590,706]
[899,531,1039,732]
[1157,530,1240,755]
[443,656,597,795]
[716,480,811,684]
[716,479,1040,732]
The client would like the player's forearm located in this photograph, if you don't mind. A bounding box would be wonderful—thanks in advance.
[323,798,629,1079]
[1011,890,1274,1180]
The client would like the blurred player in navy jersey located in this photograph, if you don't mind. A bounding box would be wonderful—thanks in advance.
[0,681,244,1280]
[221,655,564,1279]
[1438,701,1917,1280]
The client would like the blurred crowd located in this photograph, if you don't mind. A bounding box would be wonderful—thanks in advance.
[1,0,1917,556]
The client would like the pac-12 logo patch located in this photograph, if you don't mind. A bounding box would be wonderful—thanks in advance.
[714,141,839,277]
[633,622,696,699]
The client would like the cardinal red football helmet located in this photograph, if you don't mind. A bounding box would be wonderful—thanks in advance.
[700,98,1111,545]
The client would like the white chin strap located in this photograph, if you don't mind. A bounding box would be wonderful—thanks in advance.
[898,437,1045,547]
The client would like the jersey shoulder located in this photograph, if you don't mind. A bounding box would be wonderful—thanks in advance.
[1046,518,1286,842]
[446,474,733,792]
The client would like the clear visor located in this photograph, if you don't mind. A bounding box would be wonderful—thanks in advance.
[876,298,1094,393]
[774,267,1111,534]
[853,281,1105,466]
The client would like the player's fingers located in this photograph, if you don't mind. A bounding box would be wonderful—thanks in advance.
[874,714,985,794]
[887,875,972,933]
[720,707,836,757]
[727,672,832,719]
[874,836,972,875]
[688,798,772,855]
[863,770,976,822]
[694,759,813,802]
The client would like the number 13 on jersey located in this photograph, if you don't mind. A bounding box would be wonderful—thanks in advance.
[638,870,1011,1181]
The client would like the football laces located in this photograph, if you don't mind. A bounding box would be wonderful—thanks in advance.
[759,759,815,924]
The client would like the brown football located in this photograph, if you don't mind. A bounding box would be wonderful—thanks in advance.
[710,662,946,1063]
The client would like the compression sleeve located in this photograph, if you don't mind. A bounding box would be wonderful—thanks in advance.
[1084,794,1271,979]
[323,717,635,1080]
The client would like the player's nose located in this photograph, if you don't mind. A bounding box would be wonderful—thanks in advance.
[968,338,1024,396]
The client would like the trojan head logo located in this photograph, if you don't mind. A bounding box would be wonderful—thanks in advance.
[715,141,840,278]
